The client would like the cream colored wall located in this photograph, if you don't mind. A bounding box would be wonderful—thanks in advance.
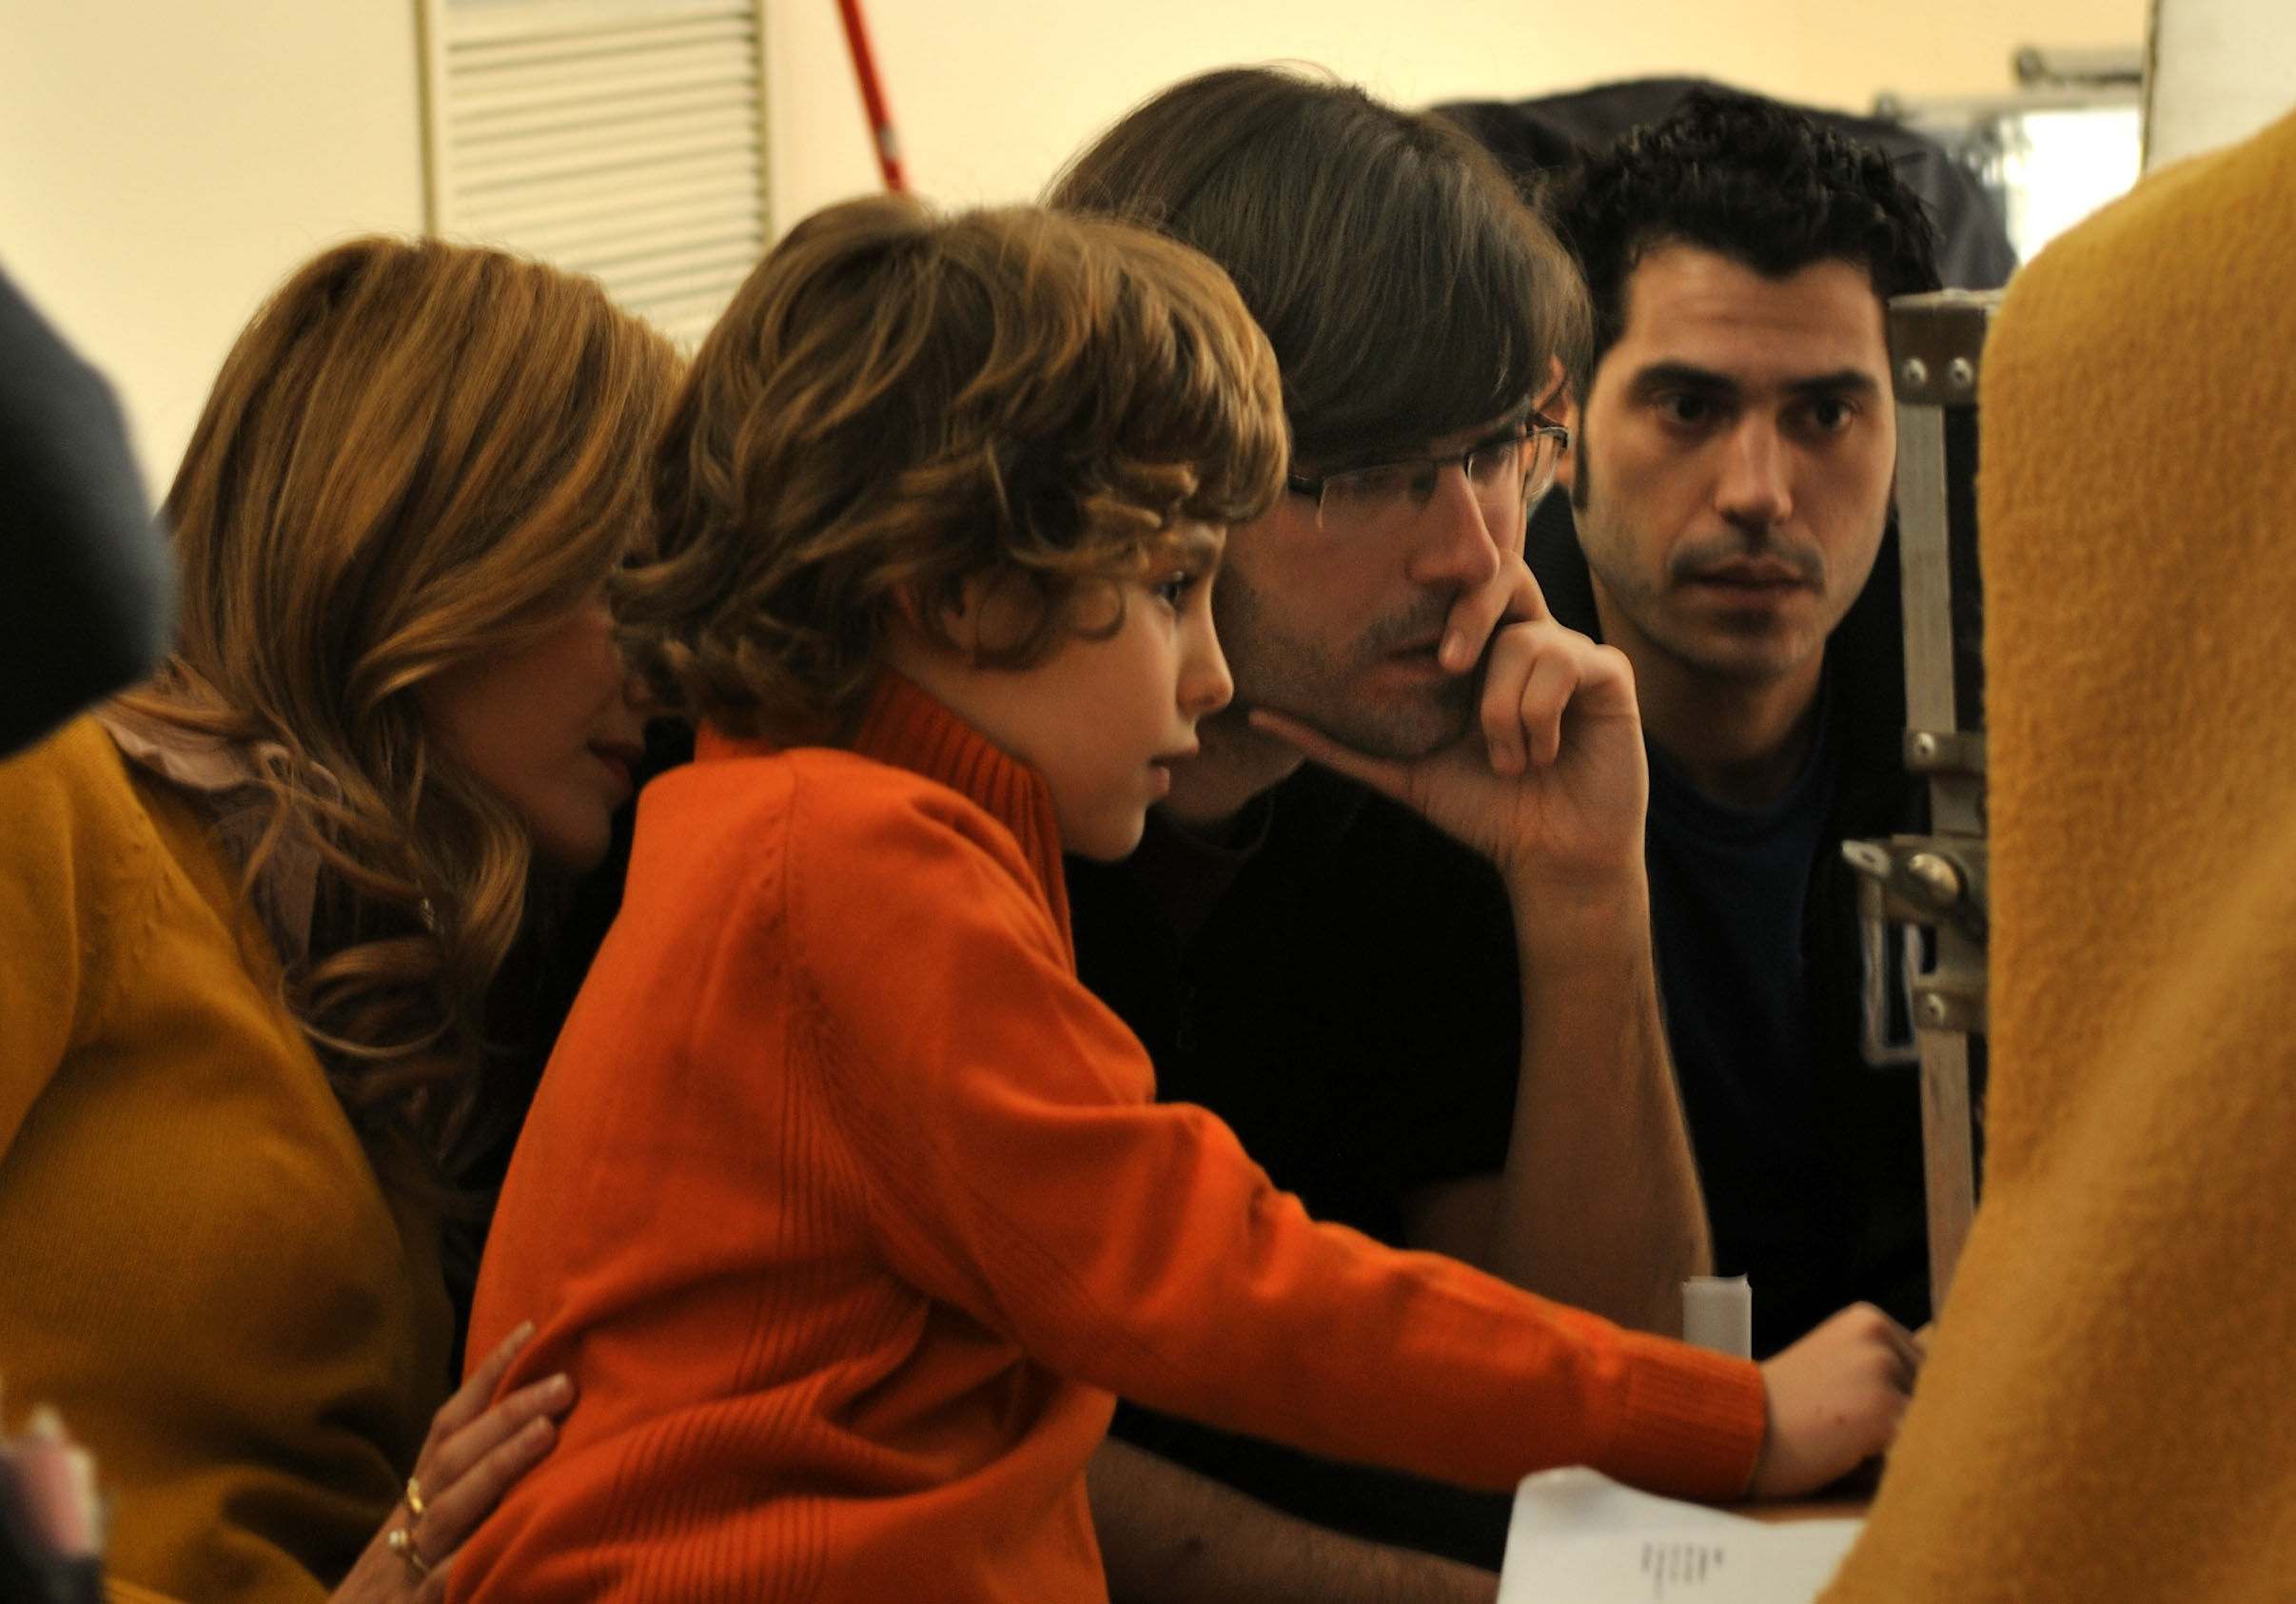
[2148,0,2296,167]
[765,0,2150,225]
[0,0,425,497]
[0,0,2146,484]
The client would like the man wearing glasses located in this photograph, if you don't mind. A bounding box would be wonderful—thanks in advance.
[1531,89,1944,1359]
[1050,68,1715,1591]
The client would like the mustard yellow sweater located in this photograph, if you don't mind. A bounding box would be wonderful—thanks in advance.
[0,717,452,1603]
[1824,108,2296,1600]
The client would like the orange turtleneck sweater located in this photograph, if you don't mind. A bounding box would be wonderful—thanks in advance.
[452,675,1765,1604]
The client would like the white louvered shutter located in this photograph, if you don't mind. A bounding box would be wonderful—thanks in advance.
[419,0,770,345]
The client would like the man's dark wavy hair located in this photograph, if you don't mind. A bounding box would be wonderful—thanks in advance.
[1550,88,1942,382]
[1050,67,1587,467]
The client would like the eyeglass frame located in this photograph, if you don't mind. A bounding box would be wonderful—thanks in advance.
[1284,415,1572,534]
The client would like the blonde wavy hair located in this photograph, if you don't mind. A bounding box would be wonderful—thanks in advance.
[118,236,679,1188]
[620,196,1287,738]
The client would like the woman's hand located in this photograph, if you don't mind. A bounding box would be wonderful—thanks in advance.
[331,1322,574,1602]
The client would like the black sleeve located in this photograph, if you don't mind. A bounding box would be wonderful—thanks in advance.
[0,263,168,756]
[1107,1403,1514,1570]
[1098,774,1523,1570]
[1325,784,1522,1199]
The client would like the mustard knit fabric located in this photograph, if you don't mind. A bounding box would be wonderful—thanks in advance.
[1823,108,2296,1600]
[0,717,452,1604]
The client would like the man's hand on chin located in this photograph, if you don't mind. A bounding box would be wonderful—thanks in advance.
[1248,553,1648,900]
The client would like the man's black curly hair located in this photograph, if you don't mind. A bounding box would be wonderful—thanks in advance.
[1549,87,1942,381]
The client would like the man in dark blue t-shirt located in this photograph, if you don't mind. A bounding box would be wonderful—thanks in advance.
[1528,89,1944,1355]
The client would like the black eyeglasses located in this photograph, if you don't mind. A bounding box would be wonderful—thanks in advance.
[1285,416,1571,538]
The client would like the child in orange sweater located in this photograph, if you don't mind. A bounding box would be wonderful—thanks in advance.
[452,197,1916,1604]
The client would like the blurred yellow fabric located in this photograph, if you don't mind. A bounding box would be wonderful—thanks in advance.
[1824,107,2296,1601]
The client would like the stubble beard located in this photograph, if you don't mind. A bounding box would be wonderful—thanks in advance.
[1576,440,1837,689]
[1585,539,1826,688]
[1210,560,1479,763]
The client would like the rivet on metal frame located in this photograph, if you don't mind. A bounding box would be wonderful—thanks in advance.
[1906,851,1965,908]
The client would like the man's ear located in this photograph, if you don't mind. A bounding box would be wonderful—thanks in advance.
[1551,391,1580,497]
[1535,354,1569,416]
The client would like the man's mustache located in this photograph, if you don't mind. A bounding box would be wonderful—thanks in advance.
[1356,593,1466,662]
[1666,532,1826,587]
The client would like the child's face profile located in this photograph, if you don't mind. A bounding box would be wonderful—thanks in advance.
[898,524,1234,861]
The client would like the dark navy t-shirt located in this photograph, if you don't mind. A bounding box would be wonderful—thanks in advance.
[1643,695,1844,1356]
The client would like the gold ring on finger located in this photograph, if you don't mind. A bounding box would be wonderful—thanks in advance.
[388,1526,431,1582]
[405,1475,427,1519]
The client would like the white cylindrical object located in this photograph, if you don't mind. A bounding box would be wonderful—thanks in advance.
[1681,1275,1753,1359]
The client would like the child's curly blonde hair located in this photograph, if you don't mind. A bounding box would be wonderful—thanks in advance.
[619,195,1287,738]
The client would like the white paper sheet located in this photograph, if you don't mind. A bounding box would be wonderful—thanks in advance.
[1497,1469,1863,1603]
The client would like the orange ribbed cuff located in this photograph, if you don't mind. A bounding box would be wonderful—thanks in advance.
[1600,1336,1768,1502]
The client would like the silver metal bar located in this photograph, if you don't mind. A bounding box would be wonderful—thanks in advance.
[1917,1029,1977,1310]
[1894,402,1958,740]
[1846,289,2004,1311]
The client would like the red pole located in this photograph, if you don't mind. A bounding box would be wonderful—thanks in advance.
[833,0,907,193]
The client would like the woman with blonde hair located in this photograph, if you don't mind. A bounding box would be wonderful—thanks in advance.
[0,236,678,1602]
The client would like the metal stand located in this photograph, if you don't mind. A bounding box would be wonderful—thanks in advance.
[1846,288,2000,1313]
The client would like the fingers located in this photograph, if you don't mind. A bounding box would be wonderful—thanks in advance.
[422,1321,536,1452]
[1477,623,1639,775]
[1480,636,1582,774]
[401,1322,572,1575]
[428,1370,574,1488]
[336,1505,459,1604]
[1832,1305,1918,1460]
[1884,1316,1927,1384]
[1749,1302,1922,1497]
[419,1369,573,1516]
[1479,631,1533,776]
[1439,555,1549,675]
[1837,1302,1923,1393]
[410,1380,567,1559]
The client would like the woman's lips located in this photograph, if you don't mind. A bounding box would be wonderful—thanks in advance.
[590,743,643,793]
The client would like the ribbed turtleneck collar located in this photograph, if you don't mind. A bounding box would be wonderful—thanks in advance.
[696,674,1072,954]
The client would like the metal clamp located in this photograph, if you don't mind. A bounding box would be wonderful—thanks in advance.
[1904,728,1987,776]
[1845,831,1988,1312]
[1844,835,1988,1037]
[1842,835,1989,947]
[1889,290,1999,406]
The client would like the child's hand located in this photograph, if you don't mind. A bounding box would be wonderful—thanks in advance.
[1747,1303,1924,1498]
